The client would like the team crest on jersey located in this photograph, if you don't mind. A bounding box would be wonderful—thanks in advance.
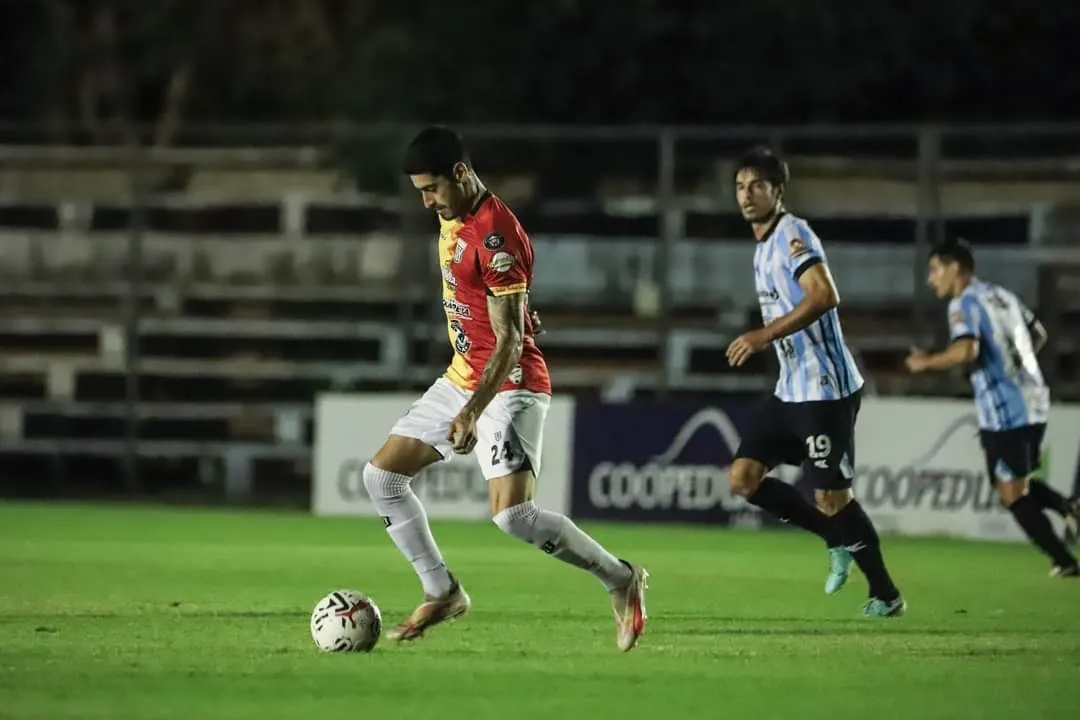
[453,238,467,264]
[484,232,505,250]
[789,238,810,258]
[442,298,471,318]
[489,251,515,273]
[508,365,523,385]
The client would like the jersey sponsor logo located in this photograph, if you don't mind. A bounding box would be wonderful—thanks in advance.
[441,262,457,289]
[453,238,467,263]
[488,251,515,273]
[483,232,505,250]
[789,237,810,258]
[449,319,471,353]
[442,298,471,318]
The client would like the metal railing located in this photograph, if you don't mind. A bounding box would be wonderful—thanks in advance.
[2,121,1078,498]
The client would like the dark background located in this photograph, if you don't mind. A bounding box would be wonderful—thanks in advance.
[1,0,1077,139]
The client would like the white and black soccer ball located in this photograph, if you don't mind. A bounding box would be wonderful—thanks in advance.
[310,589,382,653]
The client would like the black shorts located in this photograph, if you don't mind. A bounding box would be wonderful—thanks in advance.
[979,423,1046,483]
[735,391,862,490]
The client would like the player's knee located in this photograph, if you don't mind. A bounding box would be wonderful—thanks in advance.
[492,500,540,541]
[362,462,410,500]
[371,434,442,477]
[488,470,535,516]
[815,488,853,516]
[729,459,765,497]
[996,478,1027,508]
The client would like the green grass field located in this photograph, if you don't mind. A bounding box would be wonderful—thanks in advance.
[1,501,1077,720]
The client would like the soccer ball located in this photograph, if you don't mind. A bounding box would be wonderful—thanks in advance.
[310,589,382,652]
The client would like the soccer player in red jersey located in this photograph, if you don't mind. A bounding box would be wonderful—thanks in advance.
[360,126,649,650]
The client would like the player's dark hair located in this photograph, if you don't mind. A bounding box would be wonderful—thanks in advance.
[735,146,791,191]
[929,238,976,273]
[401,126,470,178]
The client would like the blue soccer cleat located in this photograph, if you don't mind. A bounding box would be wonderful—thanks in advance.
[825,547,853,595]
[862,595,907,618]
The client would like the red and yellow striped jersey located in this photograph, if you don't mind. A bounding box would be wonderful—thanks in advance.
[436,192,551,395]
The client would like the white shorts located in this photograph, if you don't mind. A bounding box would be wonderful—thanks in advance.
[389,377,550,480]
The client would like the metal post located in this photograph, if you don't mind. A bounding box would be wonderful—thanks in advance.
[912,127,942,345]
[929,132,946,249]
[394,125,439,392]
[657,129,677,399]
[123,144,146,496]
[397,174,418,391]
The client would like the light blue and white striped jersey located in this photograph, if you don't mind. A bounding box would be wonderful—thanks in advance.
[947,279,1049,431]
[753,213,864,403]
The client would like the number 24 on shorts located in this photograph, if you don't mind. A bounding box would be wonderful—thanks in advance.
[806,434,831,469]
[490,440,516,466]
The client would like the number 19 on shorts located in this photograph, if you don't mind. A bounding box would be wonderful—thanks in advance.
[806,434,831,469]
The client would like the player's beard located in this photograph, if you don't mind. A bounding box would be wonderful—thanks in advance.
[747,202,778,225]
[439,187,467,220]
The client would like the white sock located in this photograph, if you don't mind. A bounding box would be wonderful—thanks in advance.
[493,501,632,591]
[362,463,454,598]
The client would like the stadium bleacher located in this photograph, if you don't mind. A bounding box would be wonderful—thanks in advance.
[2,143,1078,502]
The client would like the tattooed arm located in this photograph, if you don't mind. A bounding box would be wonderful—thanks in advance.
[461,292,526,417]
